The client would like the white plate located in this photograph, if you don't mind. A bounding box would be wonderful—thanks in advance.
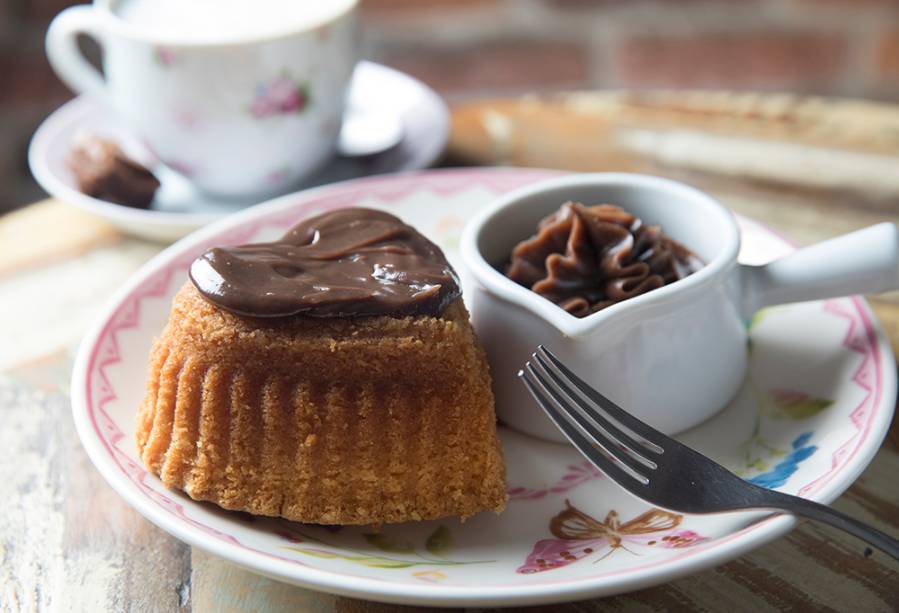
[71,168,896,607]
[29,61,449,242]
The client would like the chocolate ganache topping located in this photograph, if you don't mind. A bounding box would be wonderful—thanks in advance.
[506,202,703,317]
[189,208,461,318]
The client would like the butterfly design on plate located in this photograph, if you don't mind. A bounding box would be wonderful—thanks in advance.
[517,500,706,573]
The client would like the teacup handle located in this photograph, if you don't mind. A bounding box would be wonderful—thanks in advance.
[741,223,899,316]
[46,6,111,103]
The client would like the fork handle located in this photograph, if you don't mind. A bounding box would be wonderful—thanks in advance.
[759,489,899,561]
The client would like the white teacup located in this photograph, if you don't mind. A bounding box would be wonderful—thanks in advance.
[461,173,899,441]
[46,0,359,198]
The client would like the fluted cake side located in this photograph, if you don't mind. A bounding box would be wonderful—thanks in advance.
[136,283,507,525]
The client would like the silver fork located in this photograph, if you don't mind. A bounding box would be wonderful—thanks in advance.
[519,345,899,560]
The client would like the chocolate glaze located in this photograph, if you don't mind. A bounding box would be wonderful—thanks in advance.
[189,208,461,318]
[506,202,703,317]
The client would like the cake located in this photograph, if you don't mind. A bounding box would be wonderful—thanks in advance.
[136,208,507,525]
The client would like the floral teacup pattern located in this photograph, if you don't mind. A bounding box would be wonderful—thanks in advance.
[250,76,312,118]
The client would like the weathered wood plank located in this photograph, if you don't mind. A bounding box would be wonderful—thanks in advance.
[448,92,899,208]
[0,238,159,372]
[0,200,122,280]
[190,549,337,612]
[0,379,191,613]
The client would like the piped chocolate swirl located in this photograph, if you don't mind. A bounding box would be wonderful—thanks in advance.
[190,208,461,318]
[506,202,703,317]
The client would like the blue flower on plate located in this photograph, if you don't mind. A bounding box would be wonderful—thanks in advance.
[747,432,817,489]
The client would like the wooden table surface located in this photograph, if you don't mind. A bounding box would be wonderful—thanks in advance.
[3,91,899,612]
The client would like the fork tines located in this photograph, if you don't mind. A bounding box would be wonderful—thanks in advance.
[519,346,664,489]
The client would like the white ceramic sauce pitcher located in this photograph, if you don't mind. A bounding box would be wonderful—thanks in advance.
[461,173,899,442]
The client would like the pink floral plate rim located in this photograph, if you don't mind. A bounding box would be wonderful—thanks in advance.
[70,168,897,606]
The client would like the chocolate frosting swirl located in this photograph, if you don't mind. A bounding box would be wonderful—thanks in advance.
[506,202,703,317]
[189,208,461,318]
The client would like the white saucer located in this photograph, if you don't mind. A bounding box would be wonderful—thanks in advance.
[28,61,449,242]
[71,168,895,607]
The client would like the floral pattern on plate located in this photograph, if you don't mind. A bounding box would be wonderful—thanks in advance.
[508,461,602,501]
[733,388,831,488]
[277,523,492,570]
[519,501,705,573]
[745,432,818,489]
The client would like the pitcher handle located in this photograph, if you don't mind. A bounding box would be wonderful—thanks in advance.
[741,223,899,317]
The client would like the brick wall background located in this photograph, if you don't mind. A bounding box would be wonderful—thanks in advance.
[2,0,898,212]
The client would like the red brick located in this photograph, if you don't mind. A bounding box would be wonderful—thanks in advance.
[0,107,61,212]
[380,41,590,96]
[616,32,848,89]
[0,1,17,34]
[793,0,898,6]
[543,0,607,6]
[22,0,81,22]
[362,0,502,23]
[545,0,750,6]
[0,47,71,107]
[876,28,899,78]
[363,0,500,13]
[0,125,15,191]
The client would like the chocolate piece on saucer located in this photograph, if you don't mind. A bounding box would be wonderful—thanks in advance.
[67,134,160,209]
